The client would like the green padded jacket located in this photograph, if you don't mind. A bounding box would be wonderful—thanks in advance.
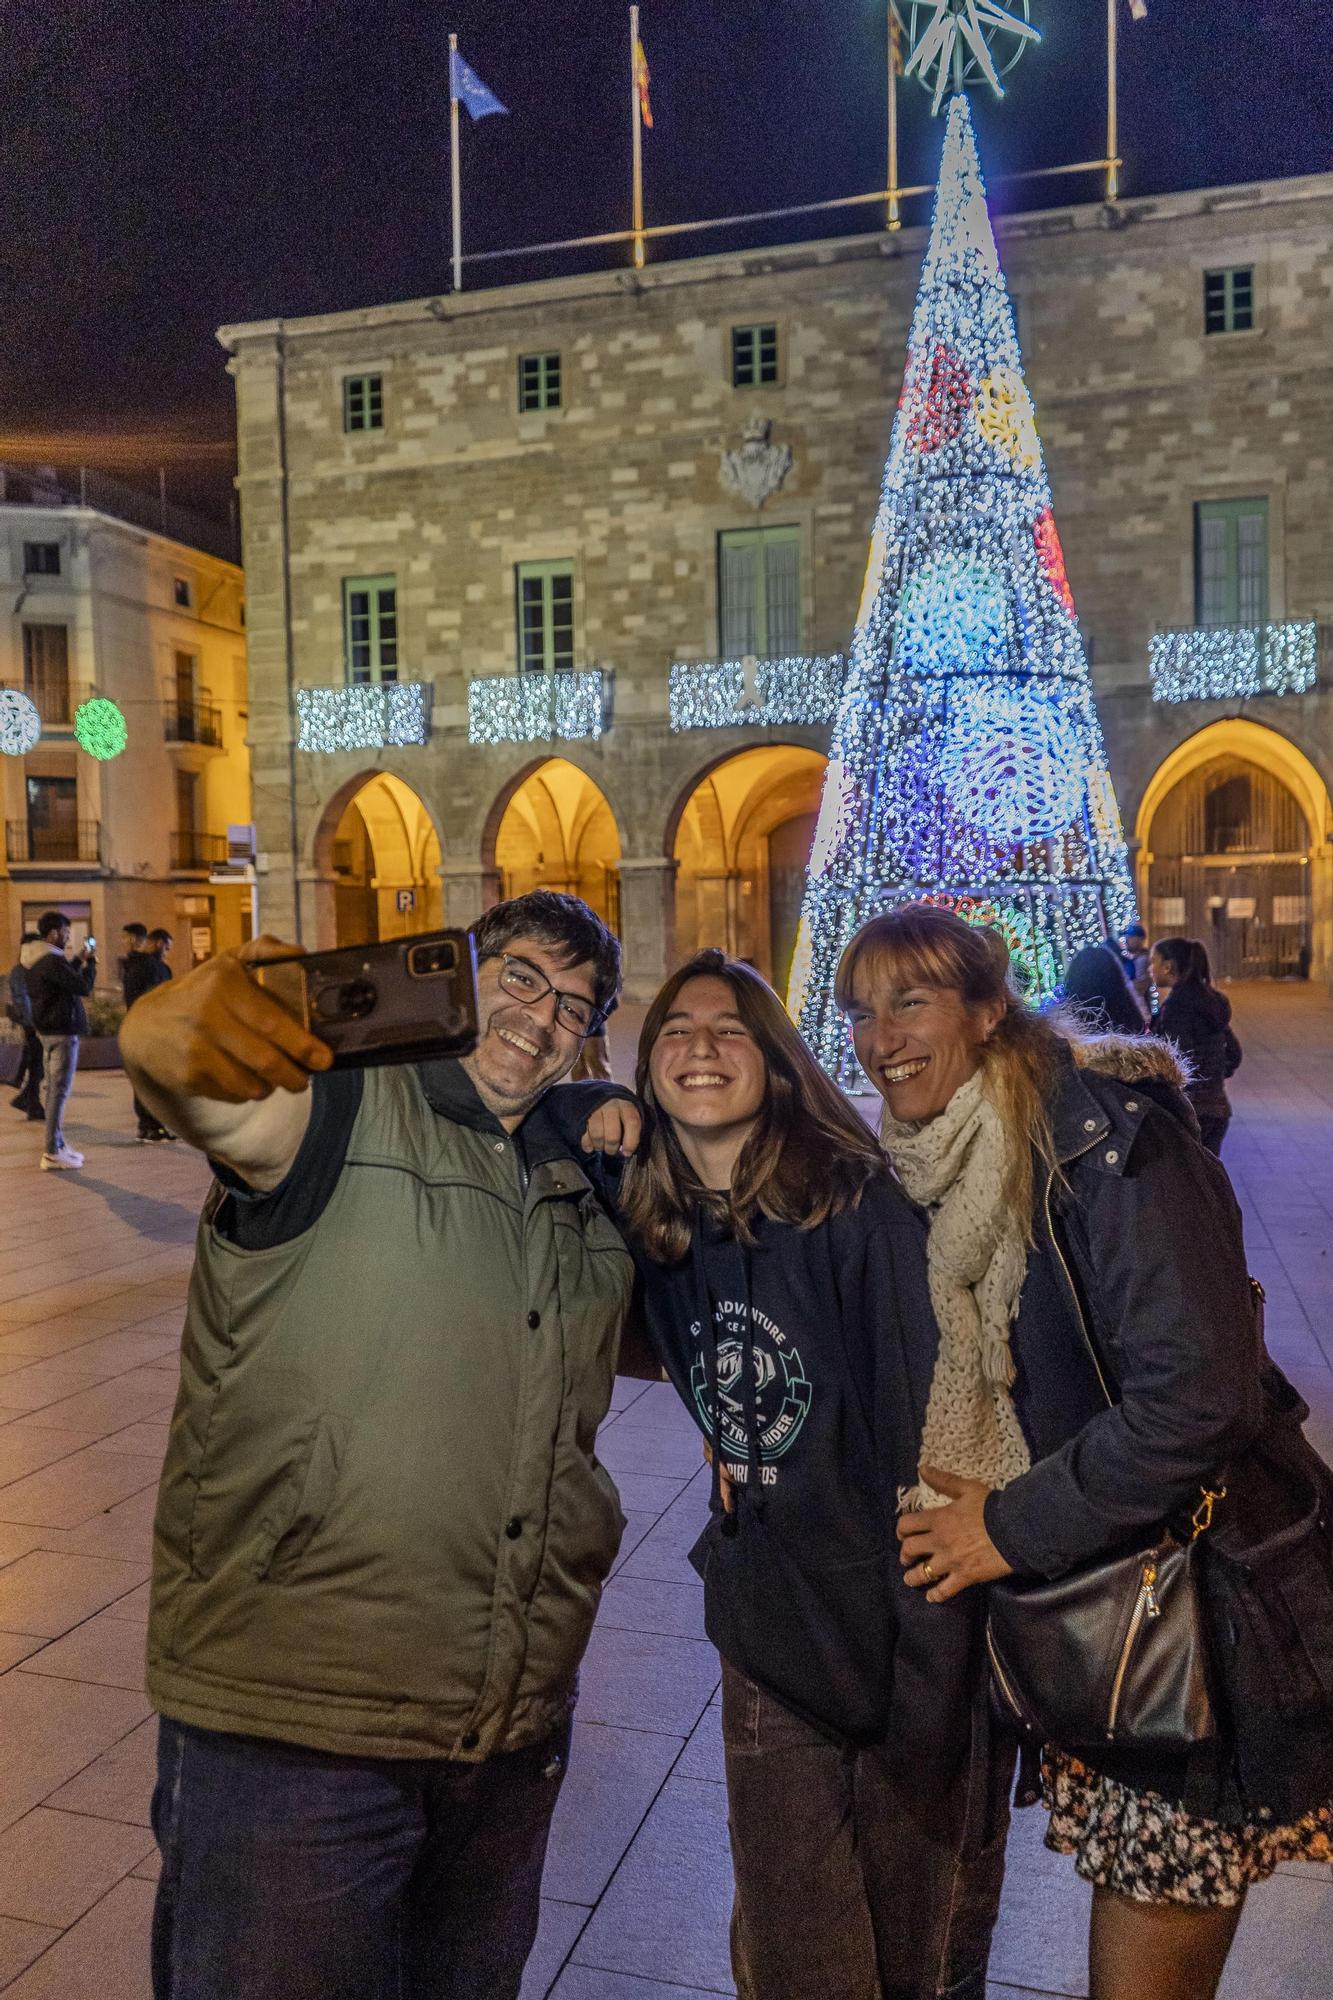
[146,1062,634,1760]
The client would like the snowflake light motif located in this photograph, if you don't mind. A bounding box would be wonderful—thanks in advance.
[897,554,1007,674]
[74,696,128,760]
[0,688,42,757]
[1033,507,1076,619]
[903,342,973,454]
[938,682,1086,844]
[904,0,1040,117]
[975,366,1040,472]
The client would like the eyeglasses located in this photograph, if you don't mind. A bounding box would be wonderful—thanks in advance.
[497,954,603,1037]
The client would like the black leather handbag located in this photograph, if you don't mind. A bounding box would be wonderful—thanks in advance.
[985,1490,1223,1755]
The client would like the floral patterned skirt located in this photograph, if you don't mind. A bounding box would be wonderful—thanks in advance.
[1042,1749,1333,1909]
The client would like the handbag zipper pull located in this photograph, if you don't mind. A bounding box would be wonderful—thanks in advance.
[1142,1559,1161,1621]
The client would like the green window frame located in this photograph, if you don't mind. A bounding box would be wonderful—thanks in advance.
[717,526,801,658]
[1194,499,1269,628]
[343,373,384,433]
[731,323,779,388]
[515,560,575,674]
[518,352,561,412]
[343,576,399,682]
[1203,267,1254,336]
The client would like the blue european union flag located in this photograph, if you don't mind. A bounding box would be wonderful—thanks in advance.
[450,49,508,121]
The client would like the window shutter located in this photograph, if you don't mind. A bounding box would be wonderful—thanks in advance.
[1196,512,1231,628]
[763,535,801,656]
[719,538,758,658]
[1235,507,1268,626]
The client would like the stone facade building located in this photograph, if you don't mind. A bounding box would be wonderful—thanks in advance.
[0,471,251,986]
[222,166,1333,1002]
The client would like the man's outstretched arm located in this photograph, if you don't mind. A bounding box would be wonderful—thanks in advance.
[119,936,333,1191]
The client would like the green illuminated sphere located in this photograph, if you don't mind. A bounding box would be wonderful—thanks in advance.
[74,696,128,760]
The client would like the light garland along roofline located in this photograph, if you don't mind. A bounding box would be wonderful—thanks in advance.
[1148,622,1319,704]
[296,682,433,754]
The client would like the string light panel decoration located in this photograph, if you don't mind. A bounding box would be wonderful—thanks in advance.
[74,695,128,760]
[296,682,432,753]
[1148,621,1318,703]
[467,670,607,745]
[668,656,846,731]
[791,94,1137,1081]
[0,688,42,757]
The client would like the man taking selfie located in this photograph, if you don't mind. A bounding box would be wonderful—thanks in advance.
[121,890,640,2000]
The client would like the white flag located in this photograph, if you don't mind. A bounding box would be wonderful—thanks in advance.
[1128,0,1148,19]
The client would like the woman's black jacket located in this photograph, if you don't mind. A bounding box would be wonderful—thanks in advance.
[1152,979,1236,1121]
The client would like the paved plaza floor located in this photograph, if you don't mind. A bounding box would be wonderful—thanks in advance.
[0,983,1330,1998]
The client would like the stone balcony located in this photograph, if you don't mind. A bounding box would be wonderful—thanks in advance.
[668,654,846,730]
[467,669,610,745]
[1148,620,1319,703]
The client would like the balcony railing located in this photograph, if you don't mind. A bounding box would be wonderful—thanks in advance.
[1148,621,1319,704]
[170,831,229,872]
[467,669,610,745]
[6,819,103,866]
[668,655,846,731]
[162,681,223,747]
[296,680,433,753]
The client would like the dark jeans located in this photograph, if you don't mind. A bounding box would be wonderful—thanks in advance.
[12,1026,43,1101]
[151,1714,572,2000]
[721,1660,1013,2000]
[1197,1113,1230,1158]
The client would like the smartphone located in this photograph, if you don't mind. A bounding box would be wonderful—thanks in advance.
[254,931,479,1068]
[85,937,97,952]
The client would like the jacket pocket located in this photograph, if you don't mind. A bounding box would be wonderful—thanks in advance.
[250,1415,347,1582]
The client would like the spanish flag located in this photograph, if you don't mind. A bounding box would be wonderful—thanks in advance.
[634,37,653,128]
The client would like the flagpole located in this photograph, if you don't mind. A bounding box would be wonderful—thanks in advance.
[630,4,645,269]
[1105,0,1119,205]
[886,3,901,232]
[449,31,464,290]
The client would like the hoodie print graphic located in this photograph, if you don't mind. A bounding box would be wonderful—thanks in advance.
[689,1298,812,1486]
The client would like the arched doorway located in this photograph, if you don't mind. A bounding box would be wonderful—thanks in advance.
[1137,722,1333,980]
[491,758,622,933]
[672,746,826,991]
[327,774,443,946]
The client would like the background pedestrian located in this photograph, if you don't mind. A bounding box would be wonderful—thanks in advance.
[26,909,97,1170]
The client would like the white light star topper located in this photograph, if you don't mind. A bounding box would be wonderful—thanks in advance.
[903,0,1040,116]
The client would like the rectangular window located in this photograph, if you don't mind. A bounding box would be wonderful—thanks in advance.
[1203,266,1254,336]
[25,775,78,861]
[174,576,193,609]
[23,541,60,576]
[515,561,575,673]
[343,576,399,683]
[731,323,780,388]
[22,623,71,726]
[1194,499,1269,627]
[718,526,801,658]
[518,352,561,412]
[175,769,199,836]
[343,374,384,432]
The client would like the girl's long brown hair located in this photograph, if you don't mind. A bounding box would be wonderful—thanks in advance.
[835,904,1069,1244]
[621,948,885,1265]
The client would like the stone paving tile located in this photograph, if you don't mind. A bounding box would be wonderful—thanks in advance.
[544,1721,684,1907]
[0,1875,155,2000]
[0,1427,92,1487]
[0,1634,44,1672]
[605,1471,690,1516]
[616,1469,713,1588]
[45,1716,158,1828]
[673,1701,724,1785]
[0,1673,150,1836]
[0,1552,147,1638]
[570,1774,736,1994]
[521,1901,593,2000]
[18,1608,148,1691]
[0,1448,160,1531]
[596,1576,707,1642]
[551,1973,722,1999]
[576,1625,719,1739]
[0,1922,59,1991]
[0,1807,154,1930]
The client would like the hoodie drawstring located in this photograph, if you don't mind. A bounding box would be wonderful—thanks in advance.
[690,1221,765,1532]
[737,1242,766,1521]
[690,1226,735,1536]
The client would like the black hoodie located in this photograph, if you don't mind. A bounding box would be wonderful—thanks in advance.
[631,1176,984,1777]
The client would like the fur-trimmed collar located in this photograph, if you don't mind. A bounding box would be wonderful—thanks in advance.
[1069,1031,1192,1091]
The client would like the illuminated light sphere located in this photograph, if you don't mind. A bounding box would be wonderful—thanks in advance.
[0,688,42,757]
[903,342,973,454]
[938,683,1086,843]
[897,554,1007,673]
[1033,507,1076,619]
[74,696,128,760]
[975,365,1040,472]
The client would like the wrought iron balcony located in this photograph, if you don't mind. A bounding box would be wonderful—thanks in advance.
[169,831,229,872]
[162,681,224,747]
[1148,621,1318,704]
[6,819,104,866]
[668,655,846,731]
[295,680,433,753]
[467,669,609,745]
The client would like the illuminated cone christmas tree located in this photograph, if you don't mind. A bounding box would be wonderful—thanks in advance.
[791,93,1136,1081]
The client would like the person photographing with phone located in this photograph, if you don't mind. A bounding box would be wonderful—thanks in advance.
[120,890,643,2000]
[27,908,97,1170]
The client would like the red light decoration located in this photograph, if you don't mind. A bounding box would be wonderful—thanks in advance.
[1034,507,1076,619]
[902,342,973,454]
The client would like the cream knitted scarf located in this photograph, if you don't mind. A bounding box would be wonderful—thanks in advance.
[883,1069,1032,1511]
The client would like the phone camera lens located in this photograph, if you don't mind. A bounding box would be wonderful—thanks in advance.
[408,941,457,979]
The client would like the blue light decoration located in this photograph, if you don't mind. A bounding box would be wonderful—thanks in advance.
[467,670,607,745]
[790,94,1137,1079]
[296,682,433,753]
[668,656,846,731]
[1148,621,1318,703]
[0,688,42,756]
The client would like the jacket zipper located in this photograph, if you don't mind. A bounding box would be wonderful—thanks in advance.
[1042,1170,1112,1408]
[1107,1558,1161,1738]
[985,1624,1028,1727]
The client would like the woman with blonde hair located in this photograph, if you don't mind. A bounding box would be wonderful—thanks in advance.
[617,947,1012,2000]
[836,902,1333,2000]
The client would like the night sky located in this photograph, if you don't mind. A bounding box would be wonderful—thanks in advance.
[1,0,1329,517]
